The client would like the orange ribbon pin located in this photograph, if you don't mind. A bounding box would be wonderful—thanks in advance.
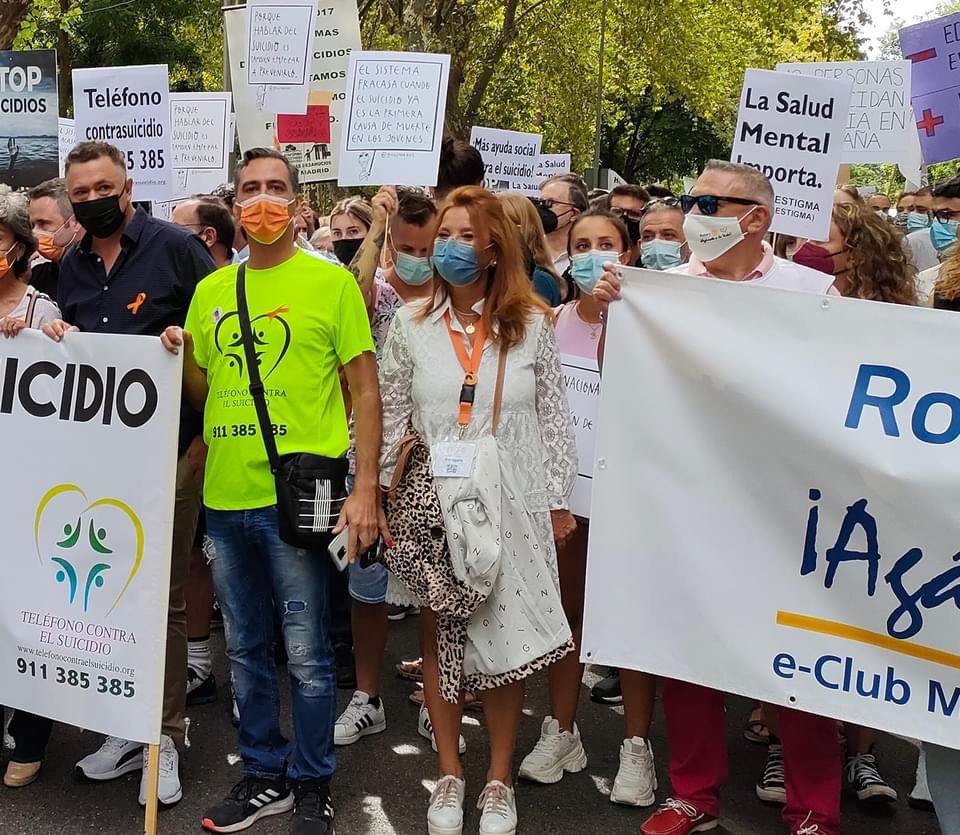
[127,292,147,315]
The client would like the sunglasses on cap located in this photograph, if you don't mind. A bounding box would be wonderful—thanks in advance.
[641,197,681,215]
[679,194,760,216]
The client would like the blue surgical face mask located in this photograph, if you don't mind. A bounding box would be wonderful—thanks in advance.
[570,249,620,294]
[907,211,930,232]
[641,239,683,271]
[431,238,485,287]
[393,249,433,286]
[931,218,960,253]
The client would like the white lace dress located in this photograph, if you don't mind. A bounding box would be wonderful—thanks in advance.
[380,297,578,685]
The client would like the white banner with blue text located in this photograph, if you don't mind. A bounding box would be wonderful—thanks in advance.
[583,266,960,746]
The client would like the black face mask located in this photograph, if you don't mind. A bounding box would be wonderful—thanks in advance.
[72,194,126,239]
[625,218,641,246]
[533,202,559,235]
[333,237,363,266]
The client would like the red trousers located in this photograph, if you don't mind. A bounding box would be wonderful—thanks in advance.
[661,679,842,832]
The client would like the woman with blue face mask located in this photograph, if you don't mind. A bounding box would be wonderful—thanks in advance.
[379,186,578,835]
[516,208,660,808]
[638,199,689,271]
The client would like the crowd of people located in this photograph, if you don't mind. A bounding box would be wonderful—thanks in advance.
[0,135,958,835]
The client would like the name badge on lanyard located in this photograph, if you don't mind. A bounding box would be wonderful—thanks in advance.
[432,441,478,478]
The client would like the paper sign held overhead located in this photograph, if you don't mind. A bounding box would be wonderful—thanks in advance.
[72,64,173,202]
[535,153,571,179]
[277,105,331,144]
[731,68,852,241]
[169,92,233,201]
[469,127,542,193]
[247,0,316,115]
[0,49,59,189]
[899,12,960,165]
[338,50,450,186]
[776,61,912,168]
[58,117,75,177]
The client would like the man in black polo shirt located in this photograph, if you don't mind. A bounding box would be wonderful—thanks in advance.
[42,141,214,807]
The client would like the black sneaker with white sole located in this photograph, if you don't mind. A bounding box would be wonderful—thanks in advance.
[847,750,898,803]
[293,780,336,835]
[756,742,786,804]
[201,775,293,833]
[590,668,622,704]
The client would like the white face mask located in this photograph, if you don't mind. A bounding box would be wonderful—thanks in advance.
[682,206,757,263]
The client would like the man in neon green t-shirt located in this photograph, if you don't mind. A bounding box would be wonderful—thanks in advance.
[163,148,385,835]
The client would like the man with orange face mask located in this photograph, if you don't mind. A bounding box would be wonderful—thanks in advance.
[162,147,385,835]
[27,178,82,302]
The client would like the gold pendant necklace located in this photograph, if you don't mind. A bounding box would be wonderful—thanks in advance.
[464,322,476,335]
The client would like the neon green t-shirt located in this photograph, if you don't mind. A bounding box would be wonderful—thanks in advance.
[185,249,374,510]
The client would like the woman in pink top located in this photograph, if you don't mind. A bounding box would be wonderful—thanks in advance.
[519,209,659,812]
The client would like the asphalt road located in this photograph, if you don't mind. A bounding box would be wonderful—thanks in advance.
[0,617,943,835]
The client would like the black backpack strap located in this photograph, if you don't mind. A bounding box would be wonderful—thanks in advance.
[24,290,38,327]
[235,263,282,475]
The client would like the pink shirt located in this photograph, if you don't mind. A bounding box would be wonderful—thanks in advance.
[553,302,603,362]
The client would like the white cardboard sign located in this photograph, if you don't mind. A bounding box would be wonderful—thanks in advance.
[560,353,600,519]
[338,50,450,186]
[57,117,74,177]
[731,68,852,241]
[72,65,173,202]
[469,127,542,193]
[169,92,233,200]
[246,0,316,115]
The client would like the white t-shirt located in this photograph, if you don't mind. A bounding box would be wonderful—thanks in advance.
[917,264,940,304]
[7,287,59,328]
[906,229,939,273]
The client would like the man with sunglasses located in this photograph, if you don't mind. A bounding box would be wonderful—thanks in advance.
[539,173,589,275]
[607,183,650,265]
[595,160,842,835]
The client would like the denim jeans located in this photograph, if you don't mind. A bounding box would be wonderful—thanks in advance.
[928,743,960,835]
[206,506,336,783]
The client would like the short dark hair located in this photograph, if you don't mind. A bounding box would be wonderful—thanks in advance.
[28,177,72,217]
[933,176,960,200]
[191,196,236,256]
[436,138,484,198]
[65,141,125,174]
[234,147,299,193]
[542,173,589,213]
[644,184,676,200]
[396,189,437,226]
[915,185,933,197]
[610,184,651,204]
[212,182,236,209]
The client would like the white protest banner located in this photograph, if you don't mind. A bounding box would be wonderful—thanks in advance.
[731,68,852,241]
[535,153,571,180]
[583,267,960,746]
[0,330,180,745]
[72,64,172,202]
[561,354,599,518]
[58,117,75,177]
[247,0,316,115]
[777,60,912,168]
[169,92,233,200]
[469,127,542,192]
[225,0,362,182]
[0,49,59,189]
[339,50,450,186]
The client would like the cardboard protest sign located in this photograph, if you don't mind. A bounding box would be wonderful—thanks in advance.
[469,127,542,192]
[72,64,173,202]
[277,105,331,144]
[731,69,852,241]
[535,153,571,180]
[339,50,450,186]
[58,117,75,178]
[247,0,316,115]
[561,354,600,518]
[0,50,58,189]
[225,0,362,182]
[777,61,912,168]
[899,12,960,165]
[169,92,232,200]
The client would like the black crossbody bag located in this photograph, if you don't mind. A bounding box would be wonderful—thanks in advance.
[236,263,348,549]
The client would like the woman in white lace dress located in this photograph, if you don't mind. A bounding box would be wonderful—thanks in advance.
[379,186,578,835]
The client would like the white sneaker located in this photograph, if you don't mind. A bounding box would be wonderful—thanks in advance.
[610,736,657,807]
[477,780,517,835]
[76,736,143,781]
[427,774,465,835]
[418,705,466,754]
[138,734,181,806]
[334,691,387,746]
[518,716,587,784]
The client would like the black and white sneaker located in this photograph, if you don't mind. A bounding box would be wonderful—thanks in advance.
[756,742,786,804]
[187,668,218,706]
[293,780,335,835]
[201,775,293,832]
[334,691,386,745]
[590,668,623,705]
[847,750,898,803]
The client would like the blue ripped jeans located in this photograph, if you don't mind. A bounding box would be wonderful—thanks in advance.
[206,506,336,783]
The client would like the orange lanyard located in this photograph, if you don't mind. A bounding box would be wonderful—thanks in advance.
[443,309,486,436]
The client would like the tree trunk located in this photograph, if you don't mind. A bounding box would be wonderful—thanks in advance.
[58,0,72,116]
[0,0,32,49]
